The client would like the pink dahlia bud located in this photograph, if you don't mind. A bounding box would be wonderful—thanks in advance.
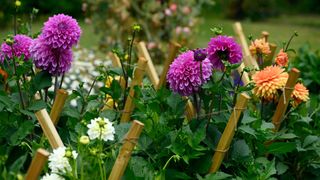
[193,48,207,62]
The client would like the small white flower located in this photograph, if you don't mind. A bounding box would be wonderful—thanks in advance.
[48,147,78,174]
[41,173,64,180]
[87,117,115,142]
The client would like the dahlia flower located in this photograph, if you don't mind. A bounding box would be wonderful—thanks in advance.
[167,50,212,96]
[275,49,289,67]
[41,173,64,180]
[291,83,309,107]
[48,147,77,174]
[249,38,271,56]
[207,35,242,70]
[0,34,33,63]
[30,36,73,75]
[87,117,115,142]
[42,14,81,49]
[252,66,288,101]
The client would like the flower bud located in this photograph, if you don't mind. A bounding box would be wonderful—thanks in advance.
[15,0,21,7]
[132,24,141,32]
[5,38,14,46]
[65,150,72,158]
[79,135,90,145]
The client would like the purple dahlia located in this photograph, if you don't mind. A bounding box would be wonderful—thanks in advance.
[0,34,33,63]
[42,14,81,49]
[207,35,242,70]
[30,36,73,75]
[167,50,212,96]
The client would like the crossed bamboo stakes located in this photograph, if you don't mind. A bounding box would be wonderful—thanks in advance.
[26,23,300,178]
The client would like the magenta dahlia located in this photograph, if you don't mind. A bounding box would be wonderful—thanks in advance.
[207,35,242,70]
[0,34,33,63]
[167,50,212,96]
[41,14,81,49]
[30,36,73,75]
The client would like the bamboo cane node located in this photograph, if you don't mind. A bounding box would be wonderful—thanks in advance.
[215,147,230,153]
[123,137,139,145]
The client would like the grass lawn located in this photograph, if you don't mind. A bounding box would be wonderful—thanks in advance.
[196,13,320,51]
[1,14,319,51]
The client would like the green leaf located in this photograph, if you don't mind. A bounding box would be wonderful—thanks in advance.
[9,121,34,146]
[239,125,256,138]
[231,139,251,160]
[277,133,297,140]
[62,106,80,119]
[261,159,277,179]
[200,172,232,180]
[0,94,15,111]
[267,142,296,154]
[261,122,274,131]
[303,135,319,148]
[9,154,27,172]
[30,71,52,94]
[276,162,288,175]
[241,112,257,124]
[27,100,47,111]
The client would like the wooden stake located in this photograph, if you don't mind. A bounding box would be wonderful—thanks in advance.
[265,43,277,65]
[157,41,181,90]
[272,68,300,131]
[261,31,270,42]
[209,93,250,173]
[233,22,259,70]
[237,63,250,86]
[108,120,144,180]
[50,89,68,126]
[35,109,64,149]
[109,52,122,68]
[108,52,126,89]
[25,148,50,180]
[120,57,147,123]
[137,41,160,87]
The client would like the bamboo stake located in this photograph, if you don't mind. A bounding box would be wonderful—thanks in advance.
[108,52,126,89]
[233,22,259,70]
[109,52,122,68]
[108,120,144,180]
[50,89,68,125]
[261,31,270,42]
[25,148,50,180]
[265,43,277,65]
[157,41,181,90]
[237,63,250,86]
[120,57,147,123]
[272,68,300,131]
[35,109,64,149]
[209,93,250,173]
[137,41,160,87]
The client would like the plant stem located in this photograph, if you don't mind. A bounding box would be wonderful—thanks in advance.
[285,33,297,52]
[233,71,244,106]
[59,73,65,89]
[162,155,175,170]
[80,77,97,118]
[12,58,25,109]
[260,99,264,120]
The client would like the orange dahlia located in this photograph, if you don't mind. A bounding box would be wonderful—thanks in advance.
[275,49,289,67]
[252,66,288,101]
[249,38,271,56]
[291,83,309,107]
